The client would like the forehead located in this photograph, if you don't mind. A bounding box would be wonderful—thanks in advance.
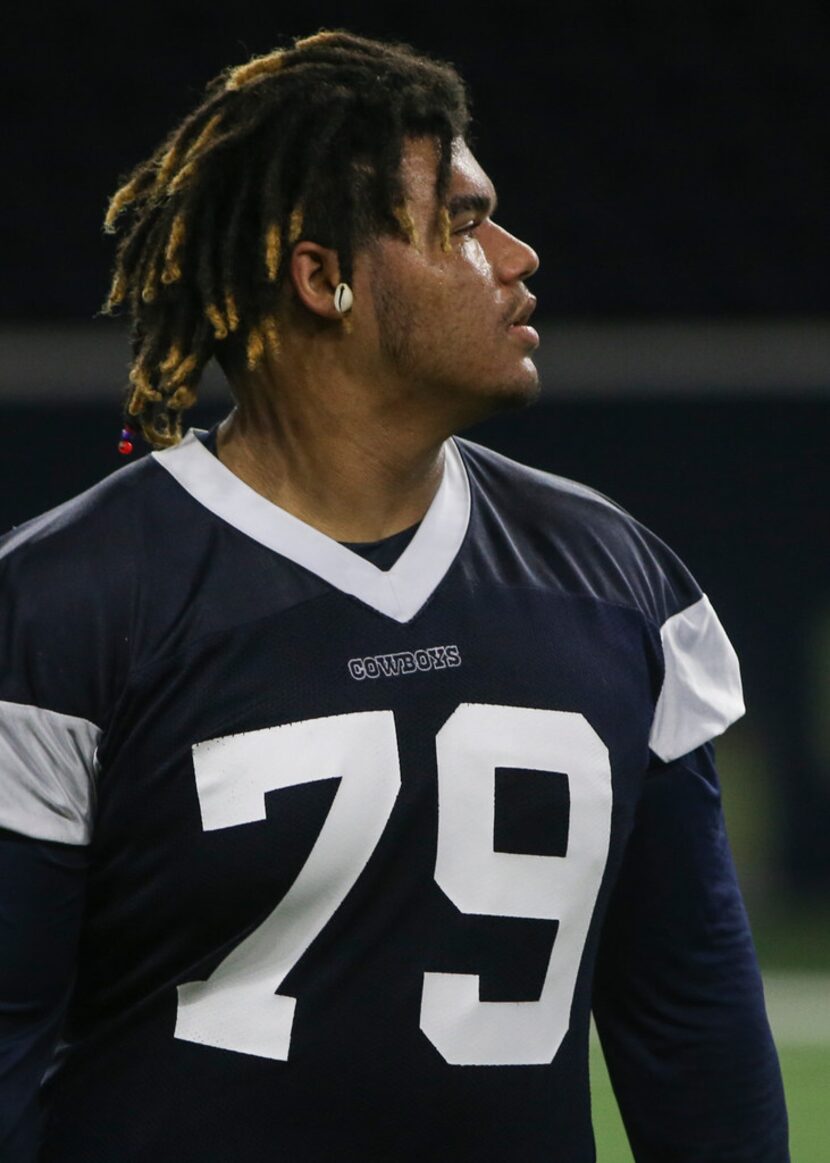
[399,136,496,210]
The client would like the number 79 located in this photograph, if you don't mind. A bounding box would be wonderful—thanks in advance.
[175,704,612,1067]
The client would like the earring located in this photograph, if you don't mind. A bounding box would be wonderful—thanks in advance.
[333,283,354,314]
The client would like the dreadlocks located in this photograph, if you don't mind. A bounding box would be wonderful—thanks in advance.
[102,30,471,448]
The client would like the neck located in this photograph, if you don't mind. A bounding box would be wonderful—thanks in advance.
[216,355,449,543]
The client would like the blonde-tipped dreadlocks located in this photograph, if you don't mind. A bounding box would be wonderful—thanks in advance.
[102,30,471,448]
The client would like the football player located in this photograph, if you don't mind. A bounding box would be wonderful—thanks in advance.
[0,30,788,1161]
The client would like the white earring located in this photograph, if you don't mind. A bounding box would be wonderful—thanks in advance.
[333,282,354,314]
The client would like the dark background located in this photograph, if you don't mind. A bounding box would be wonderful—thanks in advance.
[2,0,829,900]
[4,0,829,319]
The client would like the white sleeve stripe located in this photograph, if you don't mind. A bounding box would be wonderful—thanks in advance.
[0,699,101,845]
[648,594,745,763]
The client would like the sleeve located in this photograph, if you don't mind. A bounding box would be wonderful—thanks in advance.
[592,744,789,1162]
[0,533,106,846]
[0,827,87,1161]
[0,701,100,844]
[0,525,107,1154]
[648,593,745,763]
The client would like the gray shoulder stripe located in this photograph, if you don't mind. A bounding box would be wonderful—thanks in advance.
[649,595,745,763]
[0,699,101,845]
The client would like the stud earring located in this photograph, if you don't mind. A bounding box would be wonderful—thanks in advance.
[333,283,353,314]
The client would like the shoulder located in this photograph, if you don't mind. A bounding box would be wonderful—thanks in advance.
[455,437,699,627]
[0,457,172,845]
[0,456,168,720]
[1,454,160,584]
[455,439,745,761]
[0,436,231,629]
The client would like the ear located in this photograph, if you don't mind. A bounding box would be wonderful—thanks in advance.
[289,241,344,320]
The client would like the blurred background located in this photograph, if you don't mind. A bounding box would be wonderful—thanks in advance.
[2,1,828,1156]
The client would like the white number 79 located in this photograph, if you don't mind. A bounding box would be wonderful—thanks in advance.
[175,704,612,1067]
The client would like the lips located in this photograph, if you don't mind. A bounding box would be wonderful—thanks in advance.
[507,295,540,348]
[508,295,537,327]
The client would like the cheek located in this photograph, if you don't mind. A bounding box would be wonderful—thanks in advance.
[459,237,494,282]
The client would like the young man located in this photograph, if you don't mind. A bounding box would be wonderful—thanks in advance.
[0,31,788,1162]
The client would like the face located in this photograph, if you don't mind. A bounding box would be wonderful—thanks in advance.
[356,137,540,425]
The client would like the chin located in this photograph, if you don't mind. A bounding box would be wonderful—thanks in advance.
[449,376,540,433]
[503,378,542,410]
[485,366,541,411]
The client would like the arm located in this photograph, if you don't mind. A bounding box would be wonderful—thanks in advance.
[0,827,87,1161]
[592,744,789,1162]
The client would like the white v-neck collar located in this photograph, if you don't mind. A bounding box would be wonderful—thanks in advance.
[152,429,471,623]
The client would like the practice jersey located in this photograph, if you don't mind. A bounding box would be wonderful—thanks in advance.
[0,432,786,1161]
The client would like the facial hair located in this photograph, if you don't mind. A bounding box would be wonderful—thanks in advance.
[369,253,540,423]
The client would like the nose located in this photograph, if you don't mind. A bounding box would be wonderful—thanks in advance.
[495,224,540,284]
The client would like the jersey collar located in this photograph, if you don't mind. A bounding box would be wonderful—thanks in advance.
[152,429,471,624]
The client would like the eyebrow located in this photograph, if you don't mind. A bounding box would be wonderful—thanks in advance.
[446,191,498,218]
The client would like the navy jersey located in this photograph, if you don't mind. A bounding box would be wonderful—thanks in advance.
[0,432,787,1161]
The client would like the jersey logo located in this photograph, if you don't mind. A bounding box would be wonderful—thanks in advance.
[347,644,461,681]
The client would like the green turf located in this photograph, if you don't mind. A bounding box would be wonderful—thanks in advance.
[589,1050,634,1163]
[590,1040,829,1161]
[752,908,830,973]
[778,1045,830,1162]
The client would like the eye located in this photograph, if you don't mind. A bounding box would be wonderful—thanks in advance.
[454,219,481,236]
